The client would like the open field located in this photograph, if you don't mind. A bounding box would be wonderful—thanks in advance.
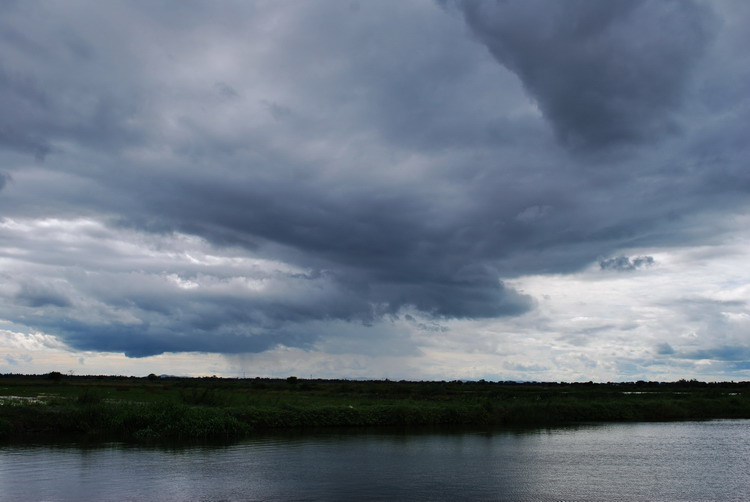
[2,374,749,442]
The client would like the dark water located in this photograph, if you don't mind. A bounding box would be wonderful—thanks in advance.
[1,420,749,501]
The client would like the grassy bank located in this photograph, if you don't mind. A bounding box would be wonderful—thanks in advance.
[2,375,750,442]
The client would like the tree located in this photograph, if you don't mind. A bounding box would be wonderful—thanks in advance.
[47,371,63,382]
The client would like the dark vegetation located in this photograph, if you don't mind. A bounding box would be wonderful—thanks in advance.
[1,373,749,442]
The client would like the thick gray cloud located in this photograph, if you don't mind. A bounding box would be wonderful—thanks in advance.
[457,0,717,149]
[0,1,748,361]
[14,279,72,308]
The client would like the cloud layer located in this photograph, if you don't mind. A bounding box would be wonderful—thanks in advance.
[459,0,717,149]
[1,1,749,379]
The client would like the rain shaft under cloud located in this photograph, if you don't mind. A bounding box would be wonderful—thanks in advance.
[1,0,750,379]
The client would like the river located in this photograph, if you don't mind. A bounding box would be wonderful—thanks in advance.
[1,419,748,501]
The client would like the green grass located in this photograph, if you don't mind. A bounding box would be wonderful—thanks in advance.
[2,375,749,442]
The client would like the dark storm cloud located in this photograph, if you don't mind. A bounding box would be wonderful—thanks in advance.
[0,263,327,357]
[53,320,315,359]
[0,1,747,360]
[456,0,717,149]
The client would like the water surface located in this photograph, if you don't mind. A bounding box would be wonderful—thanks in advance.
[1,420,748,501]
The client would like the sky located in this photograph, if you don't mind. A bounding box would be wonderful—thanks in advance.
[1,0,749,381]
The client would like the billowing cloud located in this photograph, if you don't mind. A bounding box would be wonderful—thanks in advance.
[456,0,717,149]
[0,1,749,380]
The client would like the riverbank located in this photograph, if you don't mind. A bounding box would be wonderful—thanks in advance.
[2,375,749,442]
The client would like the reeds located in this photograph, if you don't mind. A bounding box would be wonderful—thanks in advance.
[2,376,749,442]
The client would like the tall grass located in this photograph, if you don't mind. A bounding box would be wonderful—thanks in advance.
[2,376,750,442]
